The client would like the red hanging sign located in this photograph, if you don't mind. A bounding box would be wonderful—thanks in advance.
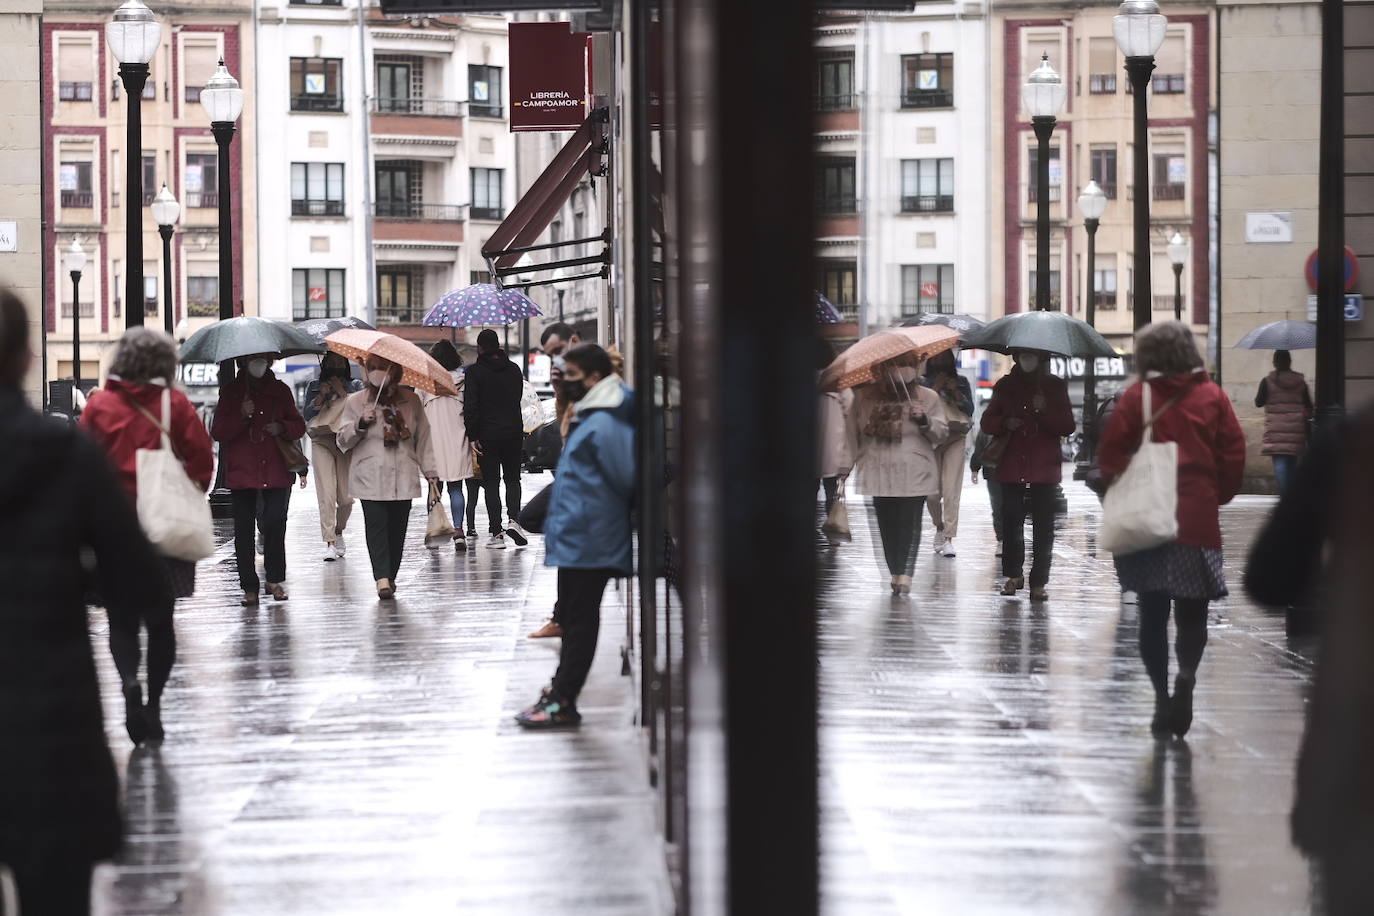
[509,21,591,132]
[920,282,940,298]
[309,286,326,302]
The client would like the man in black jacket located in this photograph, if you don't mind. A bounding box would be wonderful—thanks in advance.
[464,328,528,548]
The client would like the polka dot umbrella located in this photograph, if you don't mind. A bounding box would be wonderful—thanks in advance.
[324,328,458,396]
[422,284,542,329]
[819,325,961,392]
[815,291,843,324]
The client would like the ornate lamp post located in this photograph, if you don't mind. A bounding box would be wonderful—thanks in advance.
[151,184,180,335]
[1023,53,1067,311]
[106,0,161,329]
[1076,180,1108,478]
[1114,0,1168,331]
[201,59,243,327]
[63,238,87,402]
[1167,231,1187,322]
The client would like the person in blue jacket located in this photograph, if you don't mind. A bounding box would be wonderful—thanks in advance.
[515,343,636,729]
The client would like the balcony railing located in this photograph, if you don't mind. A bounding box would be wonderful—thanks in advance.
[469,104,504,119]
[901,88,954,109]
[60,191,93,208]
[187,298,218,318]
[142,189,156,206]
[470,206,503,221]
[376,305,426,325]
[371,97,466,117]
[292,199,345,217]
[1097,182,1118,200]
[186,190,218,209]
[1089,74,1117,94]
[816,196,857,216]
[815,94,856,111]
[372,202,467,221]
[1154,74,1186,94]
[1153,294,1184,311]
[291,0,342,5]
[59,81,93,101]
[1153,183,1186,201]
[1026,186,1063,203]
[901,194,954,213]
[291,94,343,112]
[1092,292,1119,309]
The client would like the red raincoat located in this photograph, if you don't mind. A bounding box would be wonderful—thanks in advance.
[1098,371,1247,549]
[81,378,215,501]
[210,370,306,490]
[979,367,1076,485]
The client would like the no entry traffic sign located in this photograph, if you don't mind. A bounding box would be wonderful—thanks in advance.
[1305,245,1359,293]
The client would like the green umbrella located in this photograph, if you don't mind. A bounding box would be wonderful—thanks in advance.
[960,311,1116,358]
[179,316,325,363]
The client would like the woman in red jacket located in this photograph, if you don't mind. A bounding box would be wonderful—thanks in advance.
[211,353,307,606]
[1099,321,1246,739]
[979,350,1075,600]
[81,327,214,744]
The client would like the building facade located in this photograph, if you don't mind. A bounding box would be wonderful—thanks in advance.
[0,1,43,404]
[41,0,257,385]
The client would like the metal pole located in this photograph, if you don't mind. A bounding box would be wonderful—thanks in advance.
[1315,0,1345,429]
[1126,55,1155,330]
[521,318,530,380]
[1032,116,1055,311]
[1172,262,1183,322]
[1080,218,1099,473]
[212,121,236,390]
[557,288,565,322]
[70,270,81,399]
[160,224,174,335]
[119,63,149,329]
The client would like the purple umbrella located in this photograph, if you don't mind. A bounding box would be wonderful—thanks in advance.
[815,291,842,324]
[423,284,542,328]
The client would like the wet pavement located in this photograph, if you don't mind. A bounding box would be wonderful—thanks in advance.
[818,472,1320,915]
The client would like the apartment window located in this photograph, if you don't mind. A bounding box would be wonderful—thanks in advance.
[816,157,856,215]
[469,65,503,118]
[471,167,504,220]
[377,161,420,218]
[292,268,345,319]
[141,155,157,206]
[901,159,954,213]
[186,153,218,208]
[59,161,93,208]
[1154,35,1186,94]
[187,275,218,317]
[1090,147,1118,199]
[57,38,94,103]
[1152,152,1186,200]
[377,267,421,324]
[901,264,956,316]
[290,57,343,112]
[59,81,93,101]
[1093,264,1119,309]
[815,53,855,111]
[1027,146,1062,202]
[1088,38,1117,94]
[291,0,343,5]
[1028,270,1062,309]
[183,42,218,106]
[376,59,415,113]
[142,77,156,101]
[816,260,857,310]
[144,274,159,316]
[573,211,587,258]
[901,53,953,108]
[291,163,345,216]
[470,270,492,286]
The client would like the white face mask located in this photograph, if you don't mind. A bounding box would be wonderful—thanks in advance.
[1018,354,1041,374]
[368,369,390,389]
[247,359,268,379]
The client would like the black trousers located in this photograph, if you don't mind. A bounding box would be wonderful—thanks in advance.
[361,499,412,582]
[1137,593,1210,696]
[1,852,94,916]
[481,437,523,534]
[550,567,615,703]
[232,487,289,591]
[872,496,925,577]
[1000,482,1056,587]
[465,478,482,534]
[820,477,840,515]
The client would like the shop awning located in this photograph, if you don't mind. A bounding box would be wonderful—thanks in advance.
[482,110,609,288]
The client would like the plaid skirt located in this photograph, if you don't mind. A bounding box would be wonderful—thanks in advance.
[1114,543,1227,601]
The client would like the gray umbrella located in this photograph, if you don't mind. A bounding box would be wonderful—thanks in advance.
[900,313,986,337]
[180,316,325,363]
[1233,319,1316,350]
[960,310,1116,358]
[295,315,376,343]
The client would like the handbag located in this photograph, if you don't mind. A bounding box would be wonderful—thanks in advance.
[1099,383,1181,555]
[276,435,309,474]
[307,395,348,440]
[122,389,214,562]
[981,434,1010,466]
[424,480,456,548]
[822,485,852,541]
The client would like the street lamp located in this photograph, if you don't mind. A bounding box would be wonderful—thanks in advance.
[107,0,161,329]
[1167,231,1187,321]
[63,237,87,402]
[151,184,180,335]
[1114,0,1168,331]
[1023,53,1067,312]
[201,58,243,390]
[1075,180,1108,478]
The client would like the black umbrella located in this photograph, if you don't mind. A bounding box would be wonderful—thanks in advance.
[180,316,324,363]
[295,315,377,343]
[960,311,1115,358]
[900,313,985,336]
[1233,319,1316,350]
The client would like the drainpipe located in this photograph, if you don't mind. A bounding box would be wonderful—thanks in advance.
[358,0,376,324]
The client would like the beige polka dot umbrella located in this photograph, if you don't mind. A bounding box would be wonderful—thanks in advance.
[324,328,458,396]
[819,325,961,392]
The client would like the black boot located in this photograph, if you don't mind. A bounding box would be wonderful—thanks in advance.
[1171,673,1196,738]
[145,698,165,744]
[1150,692,1172,738]
[123,681,148,745]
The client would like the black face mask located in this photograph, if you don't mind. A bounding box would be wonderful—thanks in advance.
[562,378,589,403]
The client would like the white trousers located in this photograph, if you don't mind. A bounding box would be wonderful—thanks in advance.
[926,435,967,539]
[311,436,353,544]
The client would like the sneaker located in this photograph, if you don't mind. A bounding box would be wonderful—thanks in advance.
[528,619,563,639]
[514,690,582,729]
[323,544,338,562]
[995,539,1004,557]
[940,538,956,558]
[1030,585,1049,602]
[505,519,529,547]
[1000,577,1024,596]
[487,533,507,549]
[335,541,346,559]
[454,535,468,553]
[932,534,944,554]
[1121,590,1139,605]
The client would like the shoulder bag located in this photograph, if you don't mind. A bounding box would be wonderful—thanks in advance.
[122,389,215,562]
[1098,383,1181,556]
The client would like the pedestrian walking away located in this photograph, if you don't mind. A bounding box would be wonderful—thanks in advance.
[0,288,174,916]
[980,349,1075,600]
[1098,321,1246,739]
[421,339,476,553]
[211,353,307,606]
[81,327,214,745]
[305,351,363,561]
[515,344,636,728]
[337,353,439,599]
[841,354,949,597]
[1254,349,1312,493]
[816,337,853,521]
[923,349,975,557]
[464,327,529,549]
[968,429,1004,557]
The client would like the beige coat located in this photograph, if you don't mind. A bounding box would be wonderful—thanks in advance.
[817,388,853,479]
[336,387,438,501]
[418,370,474,481]
[844,383,948,497]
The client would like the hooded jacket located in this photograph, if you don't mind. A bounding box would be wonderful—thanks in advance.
[543,376,637,573]
[81,377,215,501]
[1256,369,1312,456]
[979,367,1076,485]
[463,349,524,444]
[210,369,307,490]
[1098,371,1247,548]
[0,389,172,862]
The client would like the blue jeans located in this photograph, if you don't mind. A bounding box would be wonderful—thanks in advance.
[1272,455,1297,493]
[445,480,466,531]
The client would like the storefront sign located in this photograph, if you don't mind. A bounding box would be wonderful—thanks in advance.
[179,362,220,387]
[1245,211,1292,243]
[509,21,591,132]
[1049,355,1127,380]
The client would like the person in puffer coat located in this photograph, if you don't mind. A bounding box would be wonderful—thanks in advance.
[515,344,636,730]
[1254,349,1312,493]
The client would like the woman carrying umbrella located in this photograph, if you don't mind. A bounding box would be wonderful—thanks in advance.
[1254,349,1312,492]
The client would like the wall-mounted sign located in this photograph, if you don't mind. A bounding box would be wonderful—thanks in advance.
[1245,211,1293,244]
[304,73,326,95]
[179,362,220,387]
[1049,355,1128,380]
[0,221,15,253]
[1305,245,1360,293]
[509,21,591,132]
[309,286,326,302]
[1306,294,1364,323]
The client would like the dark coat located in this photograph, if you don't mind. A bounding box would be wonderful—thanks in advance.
[463,350,524,444]
[210,370,307,490]
[0,389,172,863]
[979,367,1076,485]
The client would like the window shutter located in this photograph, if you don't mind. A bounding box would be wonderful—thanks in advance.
[1089,38,1115,76]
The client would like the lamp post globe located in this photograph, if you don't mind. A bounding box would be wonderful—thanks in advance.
[200,58,244,124]
[1113,0,1168,59]
[1078,179,1108,222]
[62,237,87,276]
[1168,231,1188,321]
[151,183,180,228]
[63,237,87,402]
[1022,52,1067,119]
[106,0,160,65]
[153,184,180,334]
[1023,53,1065,312]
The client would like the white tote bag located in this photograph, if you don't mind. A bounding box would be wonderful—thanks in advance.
[1099,382,1179,556]
[131,389,215,562]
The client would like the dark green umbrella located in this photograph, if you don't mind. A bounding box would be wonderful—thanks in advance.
[960,311,1115,358]
[179,316,324,364]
